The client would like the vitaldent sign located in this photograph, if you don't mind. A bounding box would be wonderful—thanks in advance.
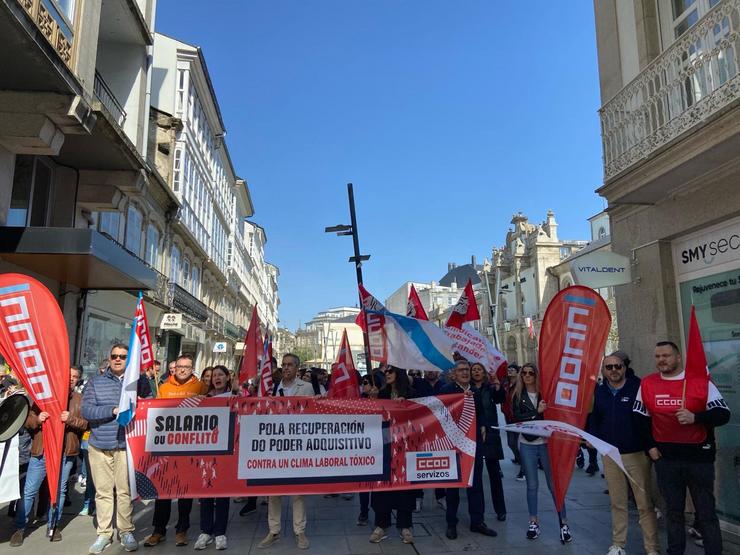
[570,251,631,288]
[673,218,740,277]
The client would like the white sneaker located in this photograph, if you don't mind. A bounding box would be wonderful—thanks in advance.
[607,546,626,555]
[194,534,214,550]
[215,536,227,550]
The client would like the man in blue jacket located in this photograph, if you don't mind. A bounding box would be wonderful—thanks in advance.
[587,352,659,555]
[82,343,138,554]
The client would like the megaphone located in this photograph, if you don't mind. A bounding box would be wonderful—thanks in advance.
[0,394,29,442]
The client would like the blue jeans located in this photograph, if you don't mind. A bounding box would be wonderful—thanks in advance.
[14,455,74,529]
[519,442,566,520]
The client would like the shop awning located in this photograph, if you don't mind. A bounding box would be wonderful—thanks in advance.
[0,227,157,290]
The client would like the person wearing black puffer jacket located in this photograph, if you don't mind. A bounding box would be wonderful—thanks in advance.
[587,352,659,555]
[470,362,507,522]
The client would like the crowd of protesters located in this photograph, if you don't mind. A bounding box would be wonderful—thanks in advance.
[0,340,731,554]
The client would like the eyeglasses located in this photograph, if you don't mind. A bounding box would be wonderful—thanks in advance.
[361,381,370,386]
[604,364,624,370]
[521,370,535,376]
[110,354,128,360]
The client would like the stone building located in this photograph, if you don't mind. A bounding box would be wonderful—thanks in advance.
[594,0,740,528]
[295,307,365,370]
[487,211,586,364]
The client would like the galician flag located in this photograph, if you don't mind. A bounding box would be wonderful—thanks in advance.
[117,293,148,426]
[367,309,455,372]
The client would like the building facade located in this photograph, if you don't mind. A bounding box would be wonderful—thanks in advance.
[485,211,587,364]
[594,0,740,528]
[0,5,278,378]
[295,307,365,370]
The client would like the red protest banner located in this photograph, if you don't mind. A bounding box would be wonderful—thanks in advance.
[0,274,70,509]
[538,286,611,512]
[127,394,475,498]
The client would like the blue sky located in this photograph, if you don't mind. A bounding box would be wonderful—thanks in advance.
[156,1,605,331]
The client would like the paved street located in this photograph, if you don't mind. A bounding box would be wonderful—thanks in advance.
[2,458,729,554]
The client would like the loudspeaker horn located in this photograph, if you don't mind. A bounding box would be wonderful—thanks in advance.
[0,394,29,442]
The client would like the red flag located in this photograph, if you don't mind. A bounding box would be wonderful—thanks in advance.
[328,330,360,399]
[355,284,385,330]
[239,305,259,383]
[526,317,536,340]
[135,293,154,372]
[257,331,274,397]
[445,279,480,329]
[538,286,611,512]
[406,284,428,320]
[685,305,709,380]
[354,284,388,366]
[0,274,70,509]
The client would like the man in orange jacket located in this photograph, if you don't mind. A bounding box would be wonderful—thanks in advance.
[144,354,206,547]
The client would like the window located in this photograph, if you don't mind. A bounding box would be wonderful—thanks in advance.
[99,211,121,239]
[183,257,191,291]
[145,224,160,269]
[170,245,181,284]
[191,266,200,297]
[598,226,607,239]
[125,205,143,256]
[8,155,53,227]
[560,246,572,259]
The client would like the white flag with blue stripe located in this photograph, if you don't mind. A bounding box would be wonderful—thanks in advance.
[368,310,455,372]
[117,315,141,426]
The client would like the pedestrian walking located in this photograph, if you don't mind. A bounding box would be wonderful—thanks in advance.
[81,344,139,553]
[587,352,660,555]
[258,353,314,550]
[512,362,571,543]
[194,365,233,551]
[369,366,416,545]
[470,362,507,521]
[634,341,731,555]
[144,354,206,548]
[441,360,497,540]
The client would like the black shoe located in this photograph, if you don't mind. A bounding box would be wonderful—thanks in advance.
[586,464,598,476]
[445,526,457,540]
[497,514,506,522]
[239,500,257,516]
[576,451,585,469]
[470,523,497,537]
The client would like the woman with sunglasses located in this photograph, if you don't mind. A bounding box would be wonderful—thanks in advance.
[512,363,572,544]
[369,366,416,545]
[194,366,233,550]
[470,362,507,522]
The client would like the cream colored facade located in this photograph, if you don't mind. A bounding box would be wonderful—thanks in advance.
[296,307,365,370]
[594,0,740,528]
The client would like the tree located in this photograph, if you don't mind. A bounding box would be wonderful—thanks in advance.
[292,346,318,367]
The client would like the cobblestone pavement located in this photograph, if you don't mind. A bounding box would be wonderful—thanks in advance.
[1,458,732,554]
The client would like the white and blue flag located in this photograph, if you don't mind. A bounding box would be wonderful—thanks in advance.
[368,310,455,372]
[117,316,142,427]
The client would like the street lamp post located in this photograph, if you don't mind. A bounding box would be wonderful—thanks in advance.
[325,183,373,373]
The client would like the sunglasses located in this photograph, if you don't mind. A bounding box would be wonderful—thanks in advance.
[384,369,395,375]
[521,370,535,376]
[110,354,128,360]
[604,364,624,370]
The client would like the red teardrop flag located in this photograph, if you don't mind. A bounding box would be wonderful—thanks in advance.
[0,273,70,508]
[538,286,611,512]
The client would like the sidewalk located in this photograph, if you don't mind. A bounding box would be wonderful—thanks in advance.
[0,458,719,554]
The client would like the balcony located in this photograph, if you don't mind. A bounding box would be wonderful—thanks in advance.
[224,320,240,341]
[599,0,740,183]
[206,307,225,336]
[169,283,208,322]
[94,71,127,126]
[15,0,74,67]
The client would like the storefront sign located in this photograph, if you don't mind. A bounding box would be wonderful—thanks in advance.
[160,313,183,330]
[126,394,476,498]
[213,341,227,353]
[673,218,740,276]
[570,251,631,288]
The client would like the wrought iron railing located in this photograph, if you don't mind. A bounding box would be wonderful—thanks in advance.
[599,0,740,180]
[169,283,208,322]
[94,71,127,126]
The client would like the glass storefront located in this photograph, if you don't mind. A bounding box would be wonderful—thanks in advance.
[80,311,131,379]
[678,268,740,525]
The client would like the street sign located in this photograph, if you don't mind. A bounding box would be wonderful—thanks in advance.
[160,313,183,330]
[213,341,227,353]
